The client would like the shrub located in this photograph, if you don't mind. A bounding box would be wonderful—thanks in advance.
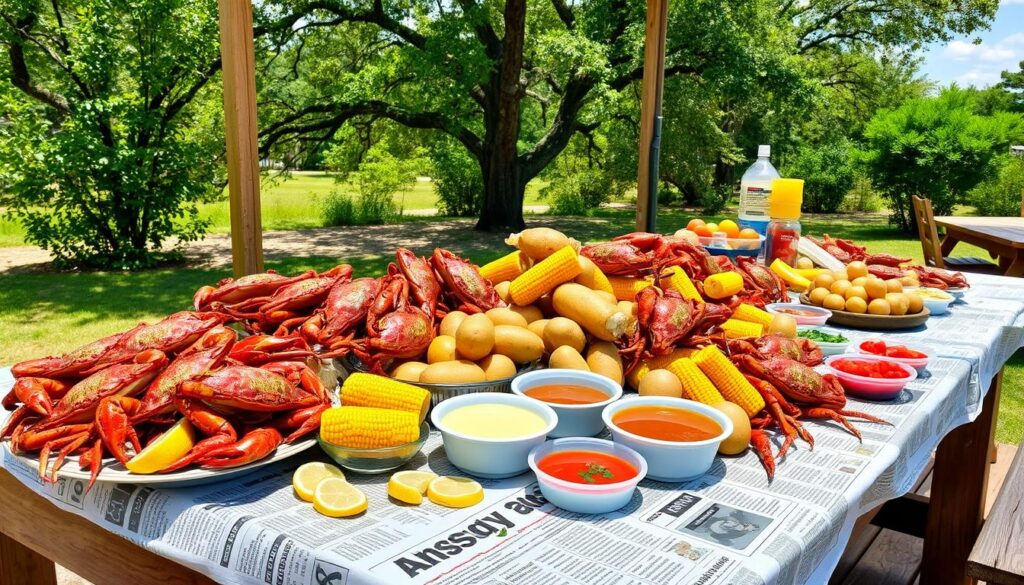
[970,155,1024,217]
[840,177,885,213]
[782,139,855,213]
[701,185,732,215]
[432,146,482,217]
[542,166,613,216]
[320,190,359,226]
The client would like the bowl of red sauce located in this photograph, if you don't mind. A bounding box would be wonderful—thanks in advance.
[512,370,623,438]
[528,437,647,514]
[601,397,733,482]
[854,339,930,372]
[825,354,917,400]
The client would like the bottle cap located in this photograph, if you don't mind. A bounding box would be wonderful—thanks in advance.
[770,178,803,219]
[757,145,771,158]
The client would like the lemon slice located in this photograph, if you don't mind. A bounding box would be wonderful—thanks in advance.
[293,462,346,502]
[125,418,196,474]
[426,476,484,508]
[388,470,438,505]
[313,478,368,517]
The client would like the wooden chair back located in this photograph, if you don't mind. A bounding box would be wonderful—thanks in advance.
[912,196,945,269]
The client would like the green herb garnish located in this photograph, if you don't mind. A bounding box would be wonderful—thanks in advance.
[798,329,848,343]
[578,463,614,484]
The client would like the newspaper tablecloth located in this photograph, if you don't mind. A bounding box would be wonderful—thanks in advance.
[3,273,1024,585]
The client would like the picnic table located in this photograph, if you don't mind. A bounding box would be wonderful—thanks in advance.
[934,216,1024,276]
[2,273,1024,585]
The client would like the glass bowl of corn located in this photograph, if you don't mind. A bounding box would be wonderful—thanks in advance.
[318,420,430,474]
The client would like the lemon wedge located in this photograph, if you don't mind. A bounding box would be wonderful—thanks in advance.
[125,418,196,474]
[313,478,368,517]
[293,462,346,502]
[426,476,484,508]
[388,470,438,505]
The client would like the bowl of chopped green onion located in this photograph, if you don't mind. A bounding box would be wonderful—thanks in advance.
[797,327,850,356]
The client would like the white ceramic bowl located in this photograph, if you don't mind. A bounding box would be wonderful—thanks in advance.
[796,326,850,356]
[512,369,623,437]
[528,438,647,514]
[431,393,557,479]
[602,397,732,482]
[766,303,832,326]
[911,288,955,315]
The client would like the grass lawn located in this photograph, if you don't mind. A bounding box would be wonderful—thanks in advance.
[0,207,1020,444]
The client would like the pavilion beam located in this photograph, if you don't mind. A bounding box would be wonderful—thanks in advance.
[635,0,668,233]
[218,0,264,276]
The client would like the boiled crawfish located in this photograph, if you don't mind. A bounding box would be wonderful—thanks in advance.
[619,287,731,373]
[431,249,503,313]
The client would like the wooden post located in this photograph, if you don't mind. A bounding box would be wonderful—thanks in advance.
[635,0,668,232]
[218,0,264,277]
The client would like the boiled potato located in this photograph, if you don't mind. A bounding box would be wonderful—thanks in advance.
[830,280,852,296]
[527,318,549,340]
[847,261,868,279]
[494,281,513,304]
[845,296,868,314]
[455,314,495,360]
[885,279,904,294]
[542,317,587,353]
[714,402,751,456]
[851,276,868,287]
[768,314,798,338]
[419,360,487,384]
[548,346,590,371]
[593,290,618,306]
[391,361,429,382]
[823,293,847,311]
[796,257,814,270]
[492,325,545,363]
[868,298,891,315]
[486,307,529,328]
[586,341,624,385]
[508,304,544,324]
[885,292,909,315]
[907,292,924,314]
[478,354,517,381]
[427,335,458,363]
[511,228,573,261]
[832,270,849,282]
[845,286,868,301]
[809,287,830,305]
[638,369,682,398]
[864,279,887,301]
[813,273,835,290]
[899,276,919,287]
[439,311,469,337]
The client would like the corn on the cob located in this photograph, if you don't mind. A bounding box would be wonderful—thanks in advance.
[659,266,703,302]
[607,276,655,302]
[588,262,615,295]
[666,358,725,405]
[320,406,421,449]
[340,372,431,421]
[480,251,529,283]
[509,246,582,305]
[731,303,774,328]
[720,318,763,339]
[703,272,743,299]
[627,347,696,389]
[692,345,765,417]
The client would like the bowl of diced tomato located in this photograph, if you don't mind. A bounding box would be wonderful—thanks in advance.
[825,355,917,400]
[854,339,930,373]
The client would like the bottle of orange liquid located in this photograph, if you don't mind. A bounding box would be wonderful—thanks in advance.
[764,178,804,266]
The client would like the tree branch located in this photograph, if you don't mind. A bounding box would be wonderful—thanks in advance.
[258,0,427,49]
[550,0,575,29]
[5,17,70,113]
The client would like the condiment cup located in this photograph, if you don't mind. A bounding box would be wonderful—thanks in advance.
[853,339,930,373]
[431,393,557,479]
[797,326,849,356]
[766,302,832,326]
[528,437,647,514]
[601,397,733,483]
[511,369,623,437]
[825,354,916,400]
[911,288,955,315]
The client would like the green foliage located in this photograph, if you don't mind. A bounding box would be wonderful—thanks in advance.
[540,141,614,216]
[431,144,483,217]
[858,88,1023,231]
[701,185,733,215]
[999,60,1024,112]
[782,138,855,213]
[970,155,1024,217]
[0,0,222,270]
[320,143,426,225]
[841,177,885,213]
[320,190,359,226]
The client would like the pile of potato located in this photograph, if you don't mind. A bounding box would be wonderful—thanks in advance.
[803,261,924,316]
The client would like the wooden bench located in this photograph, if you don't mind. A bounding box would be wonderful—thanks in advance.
[968,444,1024,584]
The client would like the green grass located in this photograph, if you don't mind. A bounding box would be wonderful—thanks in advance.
[1,206,1020,444]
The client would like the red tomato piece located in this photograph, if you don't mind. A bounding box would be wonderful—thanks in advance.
[860,341,886,355]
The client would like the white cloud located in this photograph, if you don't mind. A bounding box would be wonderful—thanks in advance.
[956,68,1004,86]
[945,40,1017,61]
[1001,0,1024,5]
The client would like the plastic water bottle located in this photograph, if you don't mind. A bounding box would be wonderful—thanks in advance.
[738,145,780,236]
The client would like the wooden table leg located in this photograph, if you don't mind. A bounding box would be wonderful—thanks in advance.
[1004,252,1024,277]
[920,370,1001,585]
[0,532,57,585]
[940,234,960,257]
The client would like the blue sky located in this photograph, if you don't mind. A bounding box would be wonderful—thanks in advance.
[919,0,1024,87]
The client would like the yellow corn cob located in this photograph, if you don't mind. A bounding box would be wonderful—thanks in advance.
[589,263,614,295]
[720,318,763,339]
[626,347,697,389]
[509,246,582,305]
[666,358,725,405]
[731,303,774,328]
[692,345,765,417]
[607,276,655,301]
[703,272,744,299]
[319,406,421,449]
[659,266,703,302]
[480,251,528,283]
[340,372,431,422]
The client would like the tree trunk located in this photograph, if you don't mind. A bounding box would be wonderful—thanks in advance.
[475,0,527,232]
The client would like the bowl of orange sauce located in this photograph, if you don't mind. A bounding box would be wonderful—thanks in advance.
[602,397,733,482]
[528,437,647,514]
[512,370,623,437]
